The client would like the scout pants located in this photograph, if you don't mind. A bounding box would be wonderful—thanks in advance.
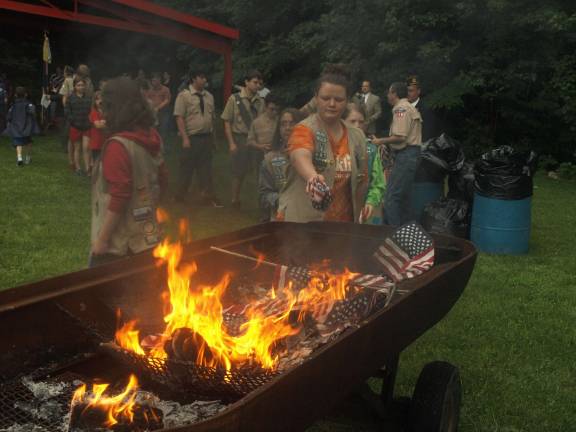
[384,145,421,226]
[176,133,215,200]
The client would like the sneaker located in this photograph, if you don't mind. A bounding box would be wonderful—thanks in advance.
[17,160,23,167]
[24,155,31,165]
[75,169,84,176]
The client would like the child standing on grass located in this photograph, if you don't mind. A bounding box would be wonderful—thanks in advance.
[3,86,39,166]
[89,91,106,164]
[344,104,386,224]
[67,78,92,176]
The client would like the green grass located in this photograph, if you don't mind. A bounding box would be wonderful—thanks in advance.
[1,134,575,431]
[0,133,259,288]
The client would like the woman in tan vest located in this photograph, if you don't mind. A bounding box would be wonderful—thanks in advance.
[278,64,372,223]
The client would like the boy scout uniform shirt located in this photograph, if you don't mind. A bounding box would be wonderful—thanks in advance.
[248,113,278,148]
[221,88,264,135]
[389,98,422,150]
[173,87,215,136]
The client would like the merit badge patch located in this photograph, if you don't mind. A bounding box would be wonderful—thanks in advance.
[394,108,407,118]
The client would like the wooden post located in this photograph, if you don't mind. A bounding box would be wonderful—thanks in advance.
[223,46,233,104]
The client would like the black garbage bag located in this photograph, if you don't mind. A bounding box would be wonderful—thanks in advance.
[448,162,475,203]
[422,198,470,238]
[415,157,447,183]
[421,133,465,173]
[474,146,538,200]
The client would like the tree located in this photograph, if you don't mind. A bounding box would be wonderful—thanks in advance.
[163,0,576,157]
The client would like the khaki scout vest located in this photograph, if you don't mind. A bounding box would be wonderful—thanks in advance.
[91,136,162,256]
[279,114,369,223]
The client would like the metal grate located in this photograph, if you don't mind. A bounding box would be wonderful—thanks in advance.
[102,287,394,401]
[101,345,278,400]
[0,372,82,431]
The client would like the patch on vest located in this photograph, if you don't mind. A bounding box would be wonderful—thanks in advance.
[271,156,287,187]
[145,235,159,245]
[132,206,153,222]
[313,130,329,171]
[394,107,407,118]
[143,221,156,235]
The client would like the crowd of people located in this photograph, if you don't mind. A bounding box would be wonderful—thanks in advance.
[2,62,432,266]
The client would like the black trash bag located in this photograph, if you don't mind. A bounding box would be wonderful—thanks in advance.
[474,145,538,200]
[415,157,447,183]
[422,198,470,238]
[447,162,475,203]
[421,133,465,174]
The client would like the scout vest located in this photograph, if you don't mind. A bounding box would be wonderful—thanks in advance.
[91,136,162,256]
[263,150,289,192]
[279,115,369,223]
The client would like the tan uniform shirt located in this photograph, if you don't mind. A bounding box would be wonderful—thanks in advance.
[59,77,74,98]
[247,113,278,149]
[173,87,215,135]
[389,98,422,149]
[221,88,264,135]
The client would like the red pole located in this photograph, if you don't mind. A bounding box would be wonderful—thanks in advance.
[223,47,232,104]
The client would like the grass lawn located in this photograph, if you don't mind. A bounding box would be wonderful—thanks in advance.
[1,134,575,431]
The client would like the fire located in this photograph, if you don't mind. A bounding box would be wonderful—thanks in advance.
[71,374,139,427]
[115,218,359,371]
[116,319,146,356]
[156,207,169,223]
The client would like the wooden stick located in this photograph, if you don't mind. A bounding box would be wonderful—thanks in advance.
[209,246,278,268]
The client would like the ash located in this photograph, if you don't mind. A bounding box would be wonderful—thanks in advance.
[0,424,51,432]
[1,375,227,432]
[157,399,227,428]
[22,377,69,400]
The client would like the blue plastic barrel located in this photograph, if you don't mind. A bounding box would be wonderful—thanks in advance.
[470,193,531,254]
[411,182,443,221]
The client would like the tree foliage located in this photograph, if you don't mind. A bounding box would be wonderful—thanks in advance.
[160,0,576,159]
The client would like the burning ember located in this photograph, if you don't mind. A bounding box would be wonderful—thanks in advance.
[114,219,368,373]
[68,374,163,431]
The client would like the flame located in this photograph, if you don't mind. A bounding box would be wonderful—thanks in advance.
[156,208,169,223]
[71,375,139,428]
[248,245,266,269]
[116,320,146,356]
[115,218,359,371]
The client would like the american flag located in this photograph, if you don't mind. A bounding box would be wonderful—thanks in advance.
[223,268,396,336]
[373,222,435,282]
[308,177,333,211]
[273,265,311,292]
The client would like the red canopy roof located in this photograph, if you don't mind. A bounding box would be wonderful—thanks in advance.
[0,0,238,99]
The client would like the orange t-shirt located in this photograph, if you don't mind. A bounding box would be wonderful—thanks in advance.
[289,124,354,222]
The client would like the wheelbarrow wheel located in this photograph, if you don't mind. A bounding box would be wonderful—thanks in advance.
[409,361,461,432]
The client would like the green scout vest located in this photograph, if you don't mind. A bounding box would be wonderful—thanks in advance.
[263,150,289,221]
[279,114,369,223]
[263,150,289,191]
[91,136,163,256]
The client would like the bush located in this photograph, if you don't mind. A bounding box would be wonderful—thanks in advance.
[557,162,576,180]
[539,154,559,172]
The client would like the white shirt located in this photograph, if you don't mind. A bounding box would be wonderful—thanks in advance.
[258,87,271,98]
[410,98,420,107]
